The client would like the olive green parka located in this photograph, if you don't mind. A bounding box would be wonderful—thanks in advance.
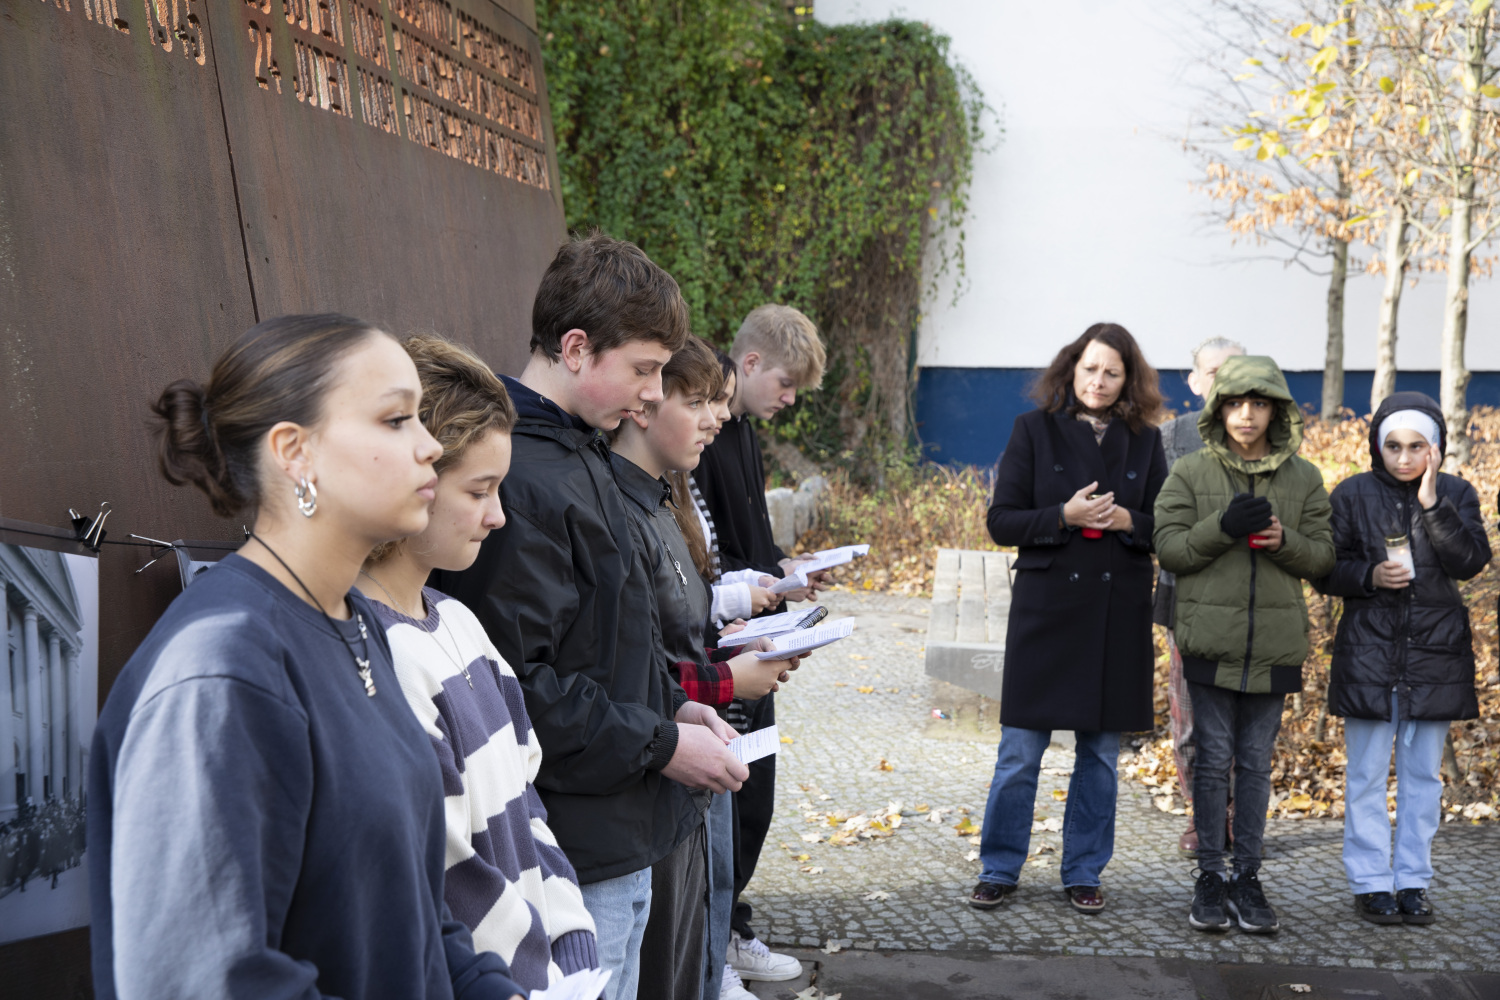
[1153,356,1335,693]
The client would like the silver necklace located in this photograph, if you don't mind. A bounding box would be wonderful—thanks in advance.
[250,535,376,697]
[361,570,473,688]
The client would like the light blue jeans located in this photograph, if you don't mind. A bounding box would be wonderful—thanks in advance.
[702,790,733,1000]
[579,865,652,1000]
[977,727,1121,889]
[1343,694,1449,895]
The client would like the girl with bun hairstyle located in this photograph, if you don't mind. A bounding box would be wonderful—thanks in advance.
[87,315,526,1000]
[355,335,602,993]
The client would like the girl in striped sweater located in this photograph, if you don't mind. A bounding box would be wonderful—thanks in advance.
[356,335,600,994]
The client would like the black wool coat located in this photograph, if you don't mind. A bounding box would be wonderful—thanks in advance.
[1315,392,1491,722]
[988,408,1169,733]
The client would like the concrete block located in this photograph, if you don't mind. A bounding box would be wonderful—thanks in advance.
[766,487,796,551]
[792,490,817,538]
[924,641,1005,701]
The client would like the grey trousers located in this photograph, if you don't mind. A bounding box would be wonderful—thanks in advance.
[1190,681,1285,876]
[638,821,708,1000]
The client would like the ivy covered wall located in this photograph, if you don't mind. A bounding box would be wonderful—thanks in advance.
[537,0,984,469]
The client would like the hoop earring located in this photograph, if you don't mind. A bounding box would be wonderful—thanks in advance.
[295,477,318,518]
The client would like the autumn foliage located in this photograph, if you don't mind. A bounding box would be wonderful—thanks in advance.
[801,407,1500,821]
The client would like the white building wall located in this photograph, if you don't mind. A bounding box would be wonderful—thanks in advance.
[816,0,1500,374]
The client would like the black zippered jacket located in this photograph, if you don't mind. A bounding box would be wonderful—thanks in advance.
[1314,392,1490,722]
[433,377,699,884]
[692,414,786,577]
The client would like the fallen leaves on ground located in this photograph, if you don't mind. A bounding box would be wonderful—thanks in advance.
[862,890,890,901]
[796,986,842,1000]
[797,800,909,847]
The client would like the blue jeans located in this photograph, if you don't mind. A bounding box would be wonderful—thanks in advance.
[1343,693,1448,895]
[579,865,652,1000]
[1189,681,1284,876]
[978,727,1121,888]
[702,791,733,1000]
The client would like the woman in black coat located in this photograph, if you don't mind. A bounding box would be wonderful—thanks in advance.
[969,323,1168,916]
[1314,391,1490,925]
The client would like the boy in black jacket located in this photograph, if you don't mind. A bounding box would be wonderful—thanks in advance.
[436,233,748,1000]
[693,304,827,984]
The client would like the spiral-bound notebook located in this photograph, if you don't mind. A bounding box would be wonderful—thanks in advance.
[753,617,856,660]
[717,606,829,647]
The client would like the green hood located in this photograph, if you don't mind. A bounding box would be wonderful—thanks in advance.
[1196,355,1304,476]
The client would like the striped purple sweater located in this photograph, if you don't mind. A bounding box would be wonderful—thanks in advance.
[373,588,598,991]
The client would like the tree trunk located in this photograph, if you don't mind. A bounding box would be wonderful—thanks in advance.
[1371,202,1408,414]
[1322,234,1348,421]
[1440,15,1488,469]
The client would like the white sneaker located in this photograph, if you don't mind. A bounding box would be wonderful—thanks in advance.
[718,964,757,999]
[727,931,802,982]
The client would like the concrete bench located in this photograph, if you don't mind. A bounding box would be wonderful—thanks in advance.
[923,548,1011,701]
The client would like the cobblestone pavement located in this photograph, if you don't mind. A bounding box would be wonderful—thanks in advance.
[740,589,1500,974]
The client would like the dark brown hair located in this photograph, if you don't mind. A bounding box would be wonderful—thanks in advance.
[645,336,724,416]
[368,334,516,564]
[668,469,714,580]
[152,314,391,517]
[1029,322,1162,432]
[531,230,691,361]
[659,340,731,580]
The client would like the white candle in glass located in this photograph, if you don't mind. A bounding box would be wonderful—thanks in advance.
[1384,534,1415,577]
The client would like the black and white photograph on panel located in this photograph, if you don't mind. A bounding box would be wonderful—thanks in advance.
[0,526,99,945]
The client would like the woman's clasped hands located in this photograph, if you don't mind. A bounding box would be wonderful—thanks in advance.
[1063,481,1132,533]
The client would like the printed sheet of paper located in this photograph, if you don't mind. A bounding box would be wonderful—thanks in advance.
[717,608,821,647]
[530,967,612,1000]
[728,725,780,765]
[768,544,871,594]
[753,617,855,660]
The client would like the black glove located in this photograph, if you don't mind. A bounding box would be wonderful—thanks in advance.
[1220,493,1273,539]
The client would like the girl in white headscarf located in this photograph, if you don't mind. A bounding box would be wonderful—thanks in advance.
[1315,392,1491,927]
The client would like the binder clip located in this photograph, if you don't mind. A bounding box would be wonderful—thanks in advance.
[69,502,113,554]
[129,534,178,575]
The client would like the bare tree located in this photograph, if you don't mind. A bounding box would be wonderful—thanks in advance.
[1189,1,1362,419]
[1372,0,1500,465]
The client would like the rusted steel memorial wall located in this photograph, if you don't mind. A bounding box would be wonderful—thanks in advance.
[0,0,563,990]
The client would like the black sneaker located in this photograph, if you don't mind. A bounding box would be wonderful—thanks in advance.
[1189,869,1232,932]
[1396,887,1435,925]
[1227,870,1280,934]
[1354,891,1402,925]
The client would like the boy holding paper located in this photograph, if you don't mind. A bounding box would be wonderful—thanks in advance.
[434,234,746,1000]
[609,335,806,1000]
[693,304,828,983]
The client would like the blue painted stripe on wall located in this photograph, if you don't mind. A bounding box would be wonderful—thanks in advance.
[914,367,1500,468]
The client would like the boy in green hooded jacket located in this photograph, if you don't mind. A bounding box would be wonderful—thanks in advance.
[1154,355,1335,935]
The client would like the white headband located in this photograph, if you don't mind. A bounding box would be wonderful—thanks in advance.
[1378,409,1441,450]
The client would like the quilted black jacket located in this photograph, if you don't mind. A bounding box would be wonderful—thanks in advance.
[1315,392,1491,722]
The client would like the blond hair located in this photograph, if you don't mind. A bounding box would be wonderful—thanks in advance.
[730,304,826,390]
[367,334,515,564]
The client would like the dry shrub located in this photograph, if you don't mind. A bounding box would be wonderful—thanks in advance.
[795,463,999,594]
